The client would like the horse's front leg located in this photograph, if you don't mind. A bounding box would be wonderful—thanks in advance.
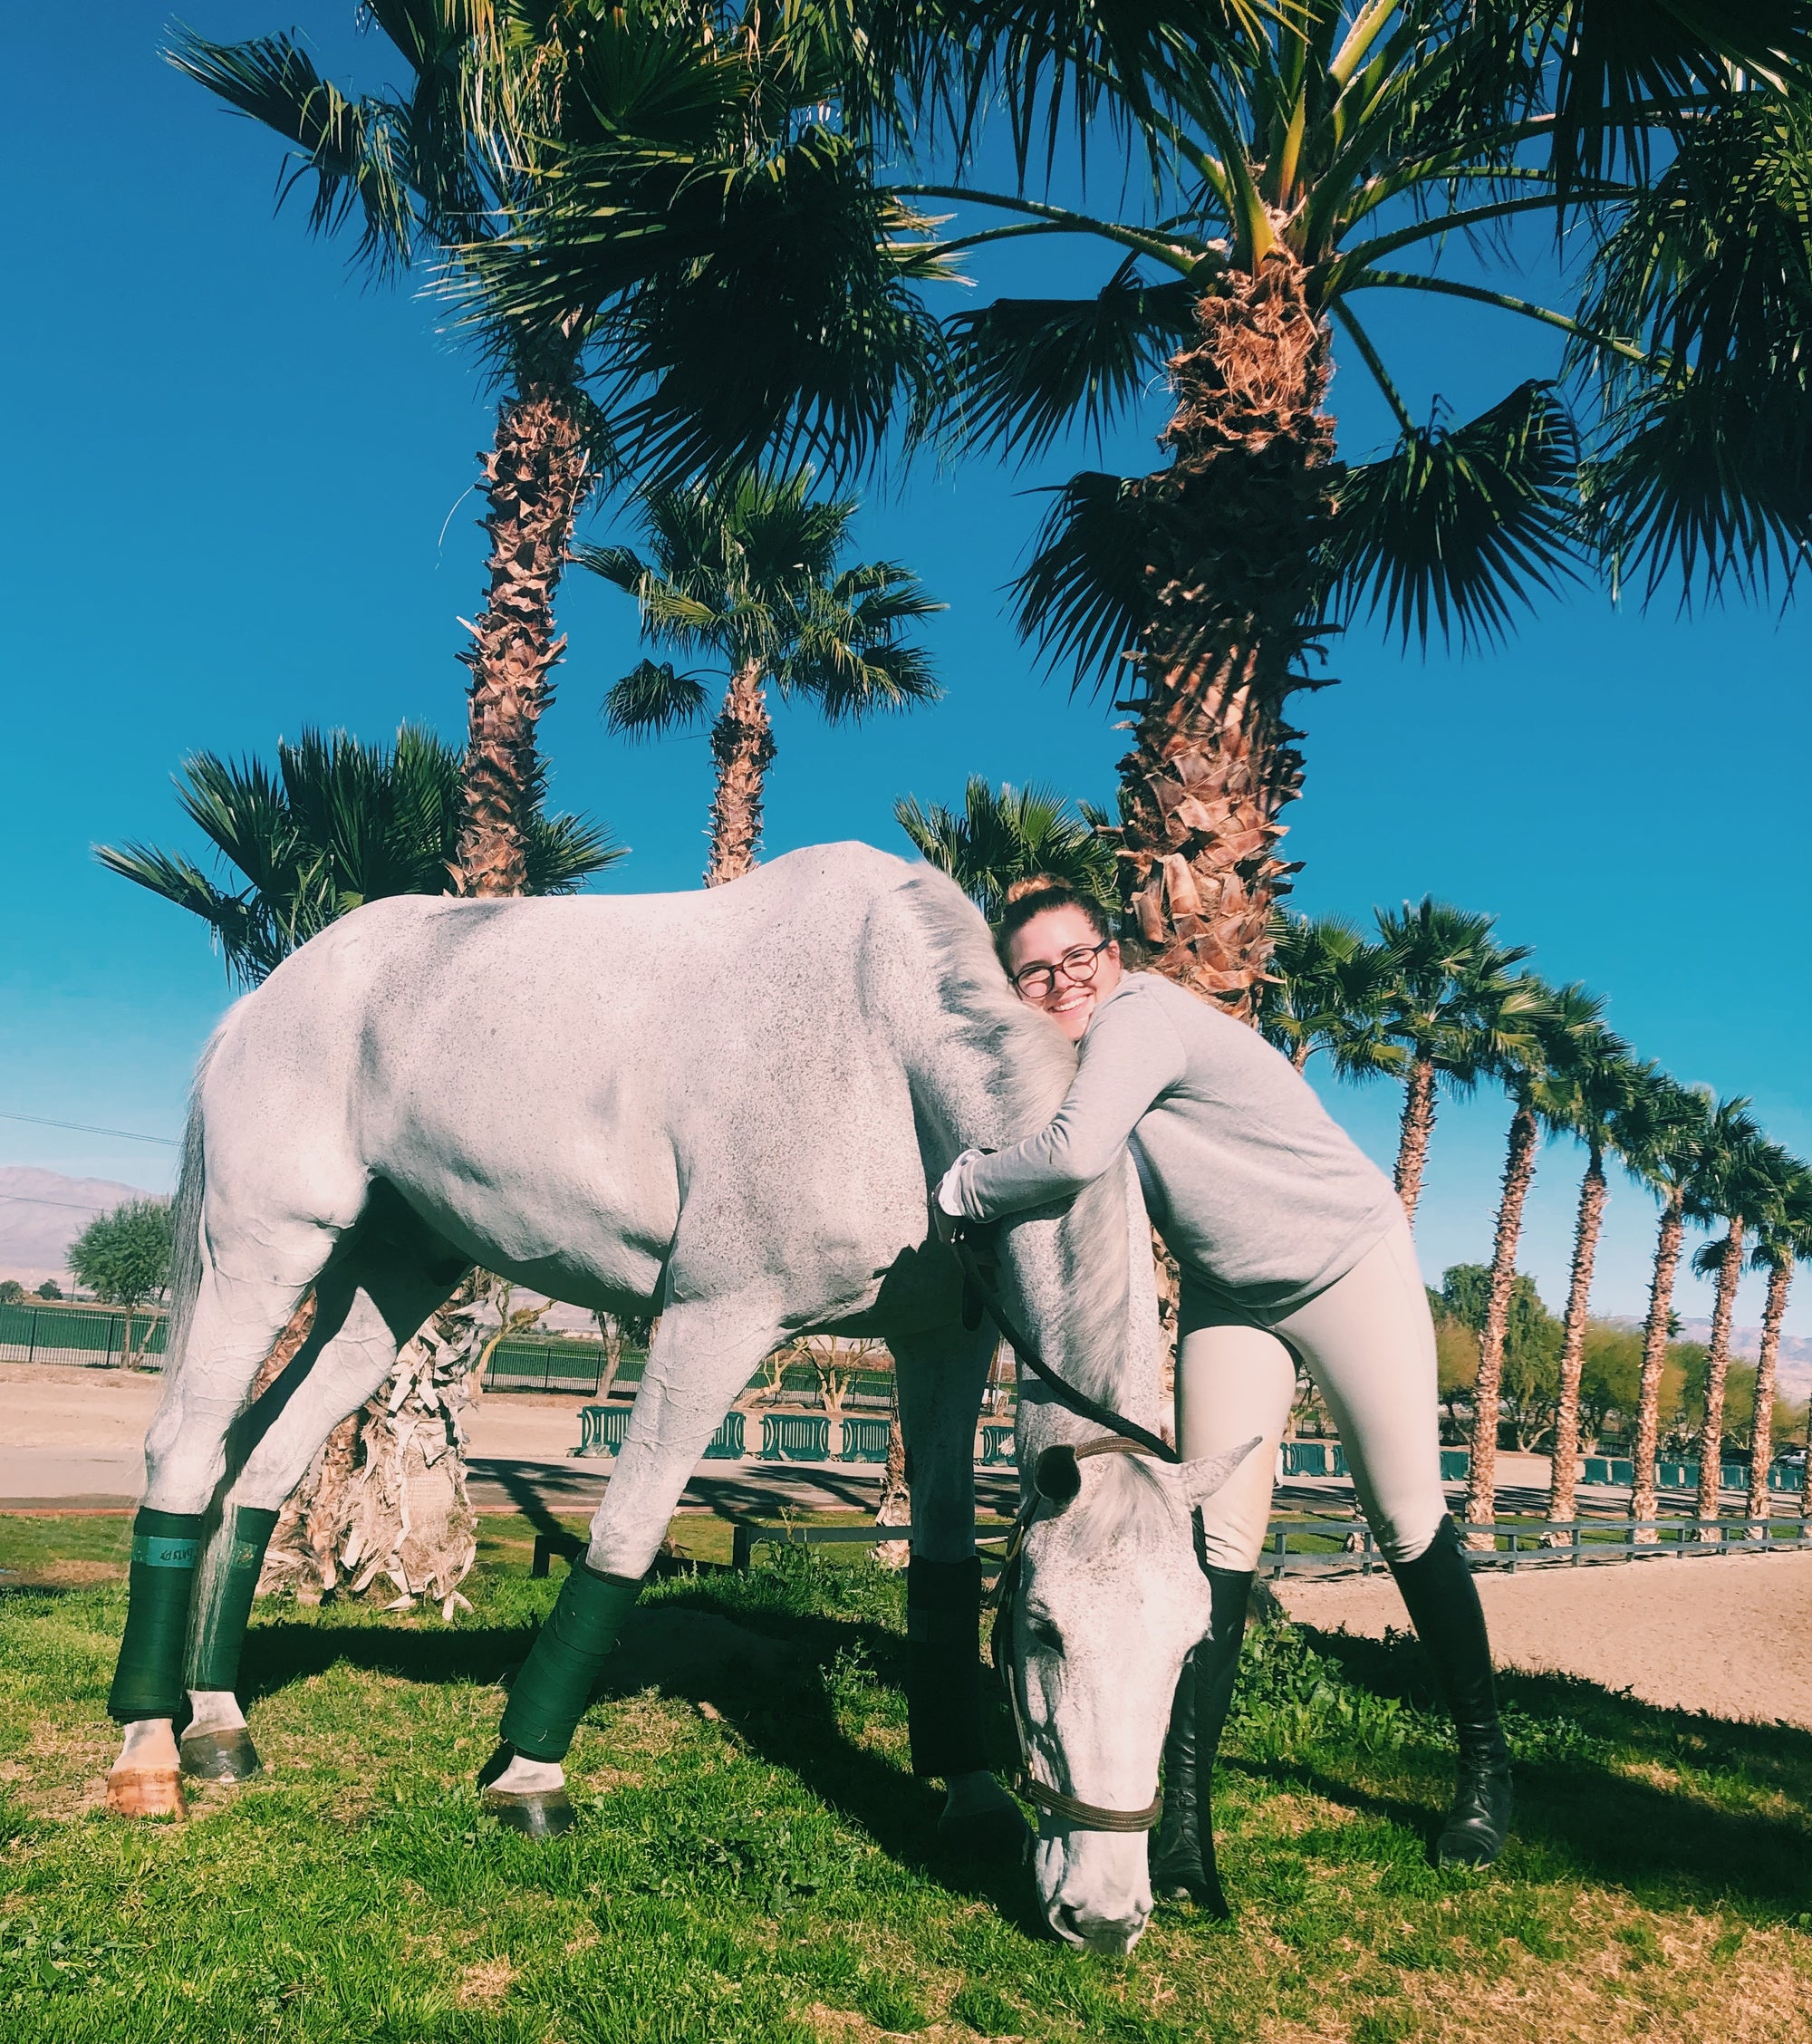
[891,1320,1032,1862]
[480,1291,787,1836]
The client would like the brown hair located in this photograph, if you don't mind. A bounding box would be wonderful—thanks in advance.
[994,874,1113,969]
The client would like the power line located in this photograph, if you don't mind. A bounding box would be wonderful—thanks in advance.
[0,1191,114,1213]
[0,1110,178,1146]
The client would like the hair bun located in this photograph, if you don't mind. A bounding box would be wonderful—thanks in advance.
[1002,873,1066,906]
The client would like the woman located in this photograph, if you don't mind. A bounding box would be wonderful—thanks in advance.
[937,877,1511,1911]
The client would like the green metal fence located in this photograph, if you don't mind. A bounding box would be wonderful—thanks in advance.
[0,1301,169,1368]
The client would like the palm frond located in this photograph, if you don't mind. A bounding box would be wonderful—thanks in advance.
[603,660,711,737]
[945,264,1196,462]
[895,775,1119,921]
[525,810,627,893]
[1011,470,1158,694]
[1322,381,1583,651]
[1528,0,1812,192]
[165,29,416,275]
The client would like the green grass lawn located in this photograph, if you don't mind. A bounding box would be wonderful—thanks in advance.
[2,1513,1809,2043]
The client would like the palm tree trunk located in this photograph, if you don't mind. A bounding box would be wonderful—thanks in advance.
[872,1374,911,1570]
[705,661,776,886]
[1746,1256,1792,1529]
[456,381,593,899]
[1462,1094,1540,1543]
[1118,252,1337,1017]
[1630,1193,1686,1542]
[1547,1147,1607,1527]
[1290,1042,1311,1074]
[1693,1222,1745,1530]
[1393,1055,1438,1228]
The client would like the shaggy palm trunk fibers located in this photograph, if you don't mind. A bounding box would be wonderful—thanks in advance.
[706,662,776,886]
[457,381,593,901]
[1117,251,1338,1016]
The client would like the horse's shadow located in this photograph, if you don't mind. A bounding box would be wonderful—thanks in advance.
[238,1587,1047,1935]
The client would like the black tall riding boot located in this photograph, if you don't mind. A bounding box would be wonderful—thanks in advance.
[1387,1516,1513,1867]
[1150,1566,1251,1915]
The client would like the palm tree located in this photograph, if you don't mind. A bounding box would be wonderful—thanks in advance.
[1614,1072,1716,1540]
[1373,900,1539,1228]
[1539,1025,1638,1527]
[97,728,618,985]
[1684,1104,1769,1529]
[895,776,1118,921]
[1258,914,1403,1080]
[1746,1152,1812,1528]
[867,5,1812,1012]
[171,5,934,895]
[583,473,941,883]
[1462,981,1608,1538]
[168,11,609,898]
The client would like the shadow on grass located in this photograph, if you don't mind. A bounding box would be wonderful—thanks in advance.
[236,1586,1050,1939]
[1288,1624,1812,1917]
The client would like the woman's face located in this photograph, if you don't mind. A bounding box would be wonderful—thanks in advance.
[1004,905,1122,1044]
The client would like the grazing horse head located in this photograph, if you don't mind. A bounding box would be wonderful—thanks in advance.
[1002,1441,1254,1953]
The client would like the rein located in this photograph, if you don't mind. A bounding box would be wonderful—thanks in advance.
[949,1229,1176,1834]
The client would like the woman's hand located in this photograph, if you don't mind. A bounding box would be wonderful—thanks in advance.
[935,1150,985,1230]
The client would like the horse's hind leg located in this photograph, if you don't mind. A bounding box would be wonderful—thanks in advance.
[178,1243,464,1783]
[107,1219,341,1817]
[891,1318,1031,1860]
[481,1290,787,1834]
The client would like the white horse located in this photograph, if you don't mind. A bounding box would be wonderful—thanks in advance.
[105,844,1245,1952]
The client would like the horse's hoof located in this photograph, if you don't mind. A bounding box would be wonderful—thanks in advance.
[105,1766,185,1818]
[483,1787,576,1839]
[180,1727,262,1782]
[939,1801,1033,1864]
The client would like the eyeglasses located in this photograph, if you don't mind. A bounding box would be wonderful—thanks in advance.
[1011,938,1111,1000]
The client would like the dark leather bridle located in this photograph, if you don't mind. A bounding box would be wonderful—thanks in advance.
[951,1229,1182,1835]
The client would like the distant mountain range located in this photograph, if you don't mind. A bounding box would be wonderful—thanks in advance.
[0,1166,153,1287]
[1601,1315,1812,1394]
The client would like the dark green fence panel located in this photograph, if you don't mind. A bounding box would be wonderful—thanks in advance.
[838,1417,892,1463]
[760,1414,831,1462]
[0,1303,169,1367]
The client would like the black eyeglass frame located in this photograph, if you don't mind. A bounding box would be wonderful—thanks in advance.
[1010,937,1113,998]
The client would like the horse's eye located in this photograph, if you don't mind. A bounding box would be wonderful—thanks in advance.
[1026,1615,1064,1655]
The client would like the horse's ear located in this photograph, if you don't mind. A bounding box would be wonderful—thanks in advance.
[1033,1444,1083,1509]
[1177,1437,1262,1509]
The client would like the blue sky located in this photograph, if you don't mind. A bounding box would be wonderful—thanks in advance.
[5,5,1809,1340]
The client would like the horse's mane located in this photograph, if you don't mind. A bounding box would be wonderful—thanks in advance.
[889,863,1076,1132]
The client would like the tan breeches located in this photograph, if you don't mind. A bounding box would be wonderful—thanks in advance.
[1176,1215,1446,1570]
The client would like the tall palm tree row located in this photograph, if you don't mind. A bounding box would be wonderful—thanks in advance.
[1258,904,1808,1530]
[583,473,941,884]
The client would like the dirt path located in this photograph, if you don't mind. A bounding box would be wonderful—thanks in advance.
[1277,1548,1812,1729]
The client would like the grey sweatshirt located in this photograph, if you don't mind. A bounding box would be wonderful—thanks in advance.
[944,971,1401,1314]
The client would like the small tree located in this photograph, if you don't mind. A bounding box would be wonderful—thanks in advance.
[595,1308,655,1402]
[69,1199,172,1368]
[0,1280,24,1305]
[35,1279,62,1301]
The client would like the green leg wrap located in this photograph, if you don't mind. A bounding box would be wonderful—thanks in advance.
[906,1556,988,1778]
[498,1560,643,1762]
[109,1509,207,1722]
[187,1505,281,1695]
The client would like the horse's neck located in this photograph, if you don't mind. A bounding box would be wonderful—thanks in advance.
[1007,1163,1164,1464]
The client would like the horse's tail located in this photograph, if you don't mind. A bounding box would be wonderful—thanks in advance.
[161,1041,217,1376]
